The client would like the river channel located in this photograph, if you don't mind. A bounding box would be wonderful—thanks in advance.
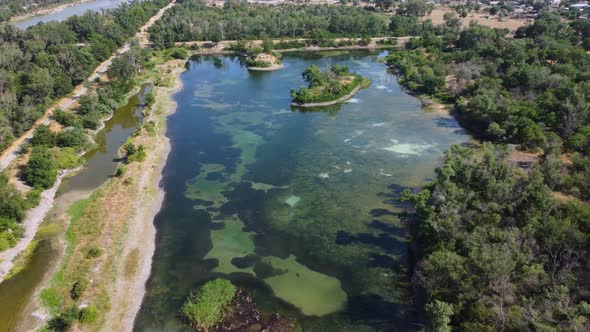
[0,85,150,331]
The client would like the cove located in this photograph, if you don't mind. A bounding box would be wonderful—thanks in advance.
[134,51,469,331]
[0,85,150,332]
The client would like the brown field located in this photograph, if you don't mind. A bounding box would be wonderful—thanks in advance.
[426,5,532,32]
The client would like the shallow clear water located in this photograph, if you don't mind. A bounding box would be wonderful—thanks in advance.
[0,86,149,332]
[14,0,128,29]
[134,52,469,331]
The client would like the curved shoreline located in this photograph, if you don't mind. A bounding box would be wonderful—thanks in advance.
[290,84,364,108]
[247,63,284,71]
[104,60,186,332]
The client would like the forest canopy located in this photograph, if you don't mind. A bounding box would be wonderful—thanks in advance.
[0,0,169,151]
[148,0,389,48]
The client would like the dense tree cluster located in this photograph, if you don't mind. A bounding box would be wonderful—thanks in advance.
[0,0,169,151]
[386,13,590,200]
[403,144,590,331]
[383,10,590,331]
[291,64,368,104]
[148,0,389,48]
[387,13,590,149]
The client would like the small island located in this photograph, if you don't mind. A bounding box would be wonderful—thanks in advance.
[180,279,294,332]
[290,64,371,108]
[246,52,284,71]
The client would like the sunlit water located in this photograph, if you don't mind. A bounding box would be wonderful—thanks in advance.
[13,0,128,29]
[134,51,469,331]
[0,86,149,331]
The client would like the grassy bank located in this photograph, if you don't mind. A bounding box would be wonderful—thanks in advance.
[38,56,185,331]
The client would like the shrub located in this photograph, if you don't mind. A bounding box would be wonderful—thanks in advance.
[46,306,78,331]
[24,148,58,189]
[180,279,237,331]
[81,111,102,130]
[85,245,103,259]
[145,91,155,107]
[25,187,43,208]
[78,305,98,323]
[56,128,88,149]
[52,147,81,169]
[70,279,88,300]
[169,47,189,59]
[52,109,81,128]
[31,125,56,147]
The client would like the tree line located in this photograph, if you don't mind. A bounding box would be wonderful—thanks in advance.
[148,0,390,48]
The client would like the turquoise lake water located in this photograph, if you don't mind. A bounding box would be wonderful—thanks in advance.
[134,51,470,331]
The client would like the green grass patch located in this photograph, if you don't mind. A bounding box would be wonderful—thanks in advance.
[181,279,237,331]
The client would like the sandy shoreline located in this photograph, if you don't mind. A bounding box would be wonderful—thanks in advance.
[247,63,284,71]
[103,60,185,332]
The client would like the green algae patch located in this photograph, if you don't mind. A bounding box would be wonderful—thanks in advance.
[205,216,256,275]
[285,195,300,208]
[185,164,228,208]
[249,181,288,193]
[261,255,347,316]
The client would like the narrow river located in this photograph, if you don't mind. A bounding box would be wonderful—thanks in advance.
[134,51,470,331]
[13,0,128,29]
[0,85,150,332]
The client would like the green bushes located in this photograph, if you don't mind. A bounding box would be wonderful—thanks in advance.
[180,279,237,331]
[78,306,98,323]
[52,148,82,170]
[53,110,82,128]
[84,245,103,259]
[56,128,88,149]
[124,142,146,163]
[70,279,88,300]
[46,306,78,332]
[24,148,58,189]
[31,125,57,147]
[31,125,87,151]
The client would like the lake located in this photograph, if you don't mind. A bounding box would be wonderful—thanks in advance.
[134,51,470,331]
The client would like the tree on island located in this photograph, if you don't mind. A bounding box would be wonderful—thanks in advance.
[291,64,369,104]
